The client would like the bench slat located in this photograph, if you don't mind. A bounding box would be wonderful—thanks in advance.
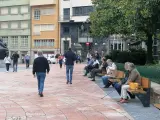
[128,89,147,94]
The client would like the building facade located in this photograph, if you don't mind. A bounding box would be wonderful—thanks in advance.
[0,0,31,63]
[59,0,93,58]
[30,0,60,59]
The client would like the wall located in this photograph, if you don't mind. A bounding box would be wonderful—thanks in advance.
[31,4,59,50]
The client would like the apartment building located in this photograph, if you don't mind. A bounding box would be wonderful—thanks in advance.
[59,0,94,58]
[30,0,60,58]
[0,0,31,62]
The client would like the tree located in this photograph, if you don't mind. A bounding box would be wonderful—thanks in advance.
[90,0,160,63]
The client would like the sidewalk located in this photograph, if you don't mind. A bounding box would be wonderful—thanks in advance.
[0,64,132,120]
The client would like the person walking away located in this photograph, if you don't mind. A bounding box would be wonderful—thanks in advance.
[33,50,50,97]
[25,53,30,69]
[87,52,91,63]
[64,48,77,84]
[58,54,63,68]
[4,54,11,72]
[11,52,19,72]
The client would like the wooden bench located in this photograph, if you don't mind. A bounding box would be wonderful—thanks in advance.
[128,77,151,107]
[97,70,125,80]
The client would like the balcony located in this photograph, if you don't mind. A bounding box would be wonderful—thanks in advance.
[0,14,30,22]
[0,0,29,7]
[30,0,56,6]
[78,37,93,43]
[59,15,71,22]
[0,29,30,36]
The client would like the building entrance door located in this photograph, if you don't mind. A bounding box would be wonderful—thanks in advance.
[64,41,69,53]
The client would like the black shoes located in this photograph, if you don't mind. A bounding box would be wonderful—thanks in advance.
[66,81,72,84]
[39,92,44,97]
[91,79,95,81]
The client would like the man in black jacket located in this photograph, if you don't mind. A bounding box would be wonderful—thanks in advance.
[64,48,76,84]
[11,52,19,72]
[33,50,50,97]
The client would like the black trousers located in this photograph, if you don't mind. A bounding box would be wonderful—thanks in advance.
[5,63,10,71]
[60,63,62,68]
[90,68,102,79]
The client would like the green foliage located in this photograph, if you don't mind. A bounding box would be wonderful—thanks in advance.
[90,0,160,63]
[105,49,147,65]
[117,63,160,84]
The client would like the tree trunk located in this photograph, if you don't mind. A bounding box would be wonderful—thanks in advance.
[146,33,154,64]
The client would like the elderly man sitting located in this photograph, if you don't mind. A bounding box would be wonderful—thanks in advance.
[119,63,141,103]
[109,62,135,99]
[90,57,108,81]
[84,56,99,76]
[102,59,117,88]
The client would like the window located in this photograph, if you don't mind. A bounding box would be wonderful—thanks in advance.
[1,36,8,45]
[21,36,28,47]
[33,25,40,35]
[11,22,18,29]
[11,36,18,47]
[41,8,54,15]
[21,21,28,28]
[34,39,54,47]
[63,8,70,20]
[34,9,40,20]
[0,22,8,29]
[63,27,70,34]
[21,6,28,14]
[0,7,8,15]
[73,6,93,16]
[11,7,18,14]
[41,24,55,31]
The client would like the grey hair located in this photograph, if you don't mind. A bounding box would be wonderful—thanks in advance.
[124,62,130,70]
[107,59,112,63]
[128,62,135,70]
[37,50,43,56]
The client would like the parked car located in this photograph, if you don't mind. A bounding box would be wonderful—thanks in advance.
[47,55,56,64]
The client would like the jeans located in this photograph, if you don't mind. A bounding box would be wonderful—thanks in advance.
[13,62,18,72]
[102,76,112,86]
[26,60,30,68]
[113,82,121,95]
[36,72,46,93]
[5,63,10,71]
[66,65,74,83]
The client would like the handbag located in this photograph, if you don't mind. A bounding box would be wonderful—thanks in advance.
[129,82,139,90]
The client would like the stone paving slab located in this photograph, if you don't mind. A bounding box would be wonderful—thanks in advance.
[0,64,133,120]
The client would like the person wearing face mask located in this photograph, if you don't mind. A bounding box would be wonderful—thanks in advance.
[101,59,117,88]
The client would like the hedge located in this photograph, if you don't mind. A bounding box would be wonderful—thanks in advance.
[116,63,160,84]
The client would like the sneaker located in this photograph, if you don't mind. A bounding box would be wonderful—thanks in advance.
[117,98,123,102]
[120,99,128,103]
[103,85,109,88]
[70,82,72,84]
[66,81,69,84]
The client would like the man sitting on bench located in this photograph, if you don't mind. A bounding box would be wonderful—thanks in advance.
[102,59,117,88]
[110,62,135,99]
[90,57,108,81]
[84,56,99,76]
[119,63,141,103]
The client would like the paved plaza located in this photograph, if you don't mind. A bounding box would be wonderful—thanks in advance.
[0,64,133,120]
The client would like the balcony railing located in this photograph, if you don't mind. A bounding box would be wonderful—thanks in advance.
[30,0,56,6]
[59,15,71,22]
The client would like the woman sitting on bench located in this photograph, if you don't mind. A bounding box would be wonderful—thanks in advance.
[102,59,117,88]
[119,63,141,103]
